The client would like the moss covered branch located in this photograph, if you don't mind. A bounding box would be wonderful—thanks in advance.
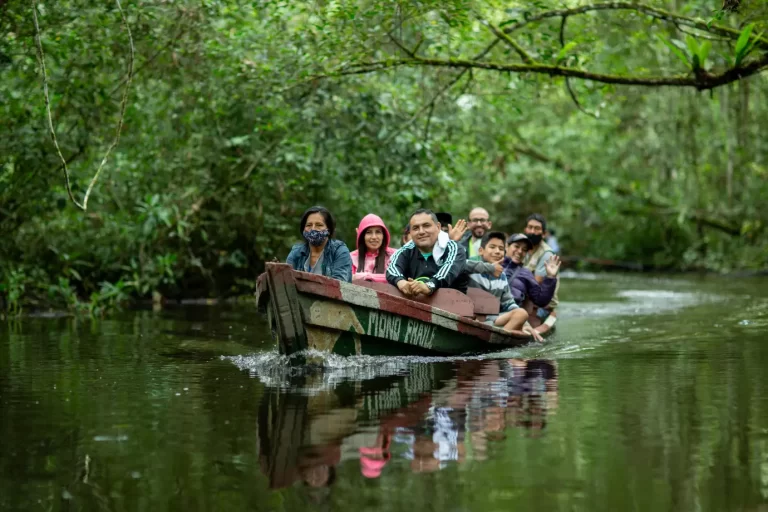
[501,1,768,48]
[328,52,768,90]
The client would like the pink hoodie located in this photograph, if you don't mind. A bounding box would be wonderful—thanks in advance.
[349,214,396,282]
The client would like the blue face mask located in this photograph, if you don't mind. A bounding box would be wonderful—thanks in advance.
[303,229,330,247]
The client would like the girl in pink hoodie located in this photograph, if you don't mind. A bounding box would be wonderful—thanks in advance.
[349,214,396,283]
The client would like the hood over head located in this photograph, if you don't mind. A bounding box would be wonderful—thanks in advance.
[356,214,391,251]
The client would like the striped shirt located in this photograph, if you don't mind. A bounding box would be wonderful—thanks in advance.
[465,256,518,312]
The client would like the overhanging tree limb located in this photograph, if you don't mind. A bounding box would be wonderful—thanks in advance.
[325,52,768,90]
[501,2,768,48]
[482,20,534,64]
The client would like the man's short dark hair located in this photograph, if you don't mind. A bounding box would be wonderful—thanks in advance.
[526,213,547,232]
[435,212,453,226]
[480,231,507,248]
[409,208,439,225]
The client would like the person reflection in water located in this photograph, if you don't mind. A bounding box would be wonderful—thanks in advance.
[260,359,560,489]
[298,444,339,487]
[300,464,336,488]
[359,430,392,479]
[504,359,558,435]
[400,403,468,473]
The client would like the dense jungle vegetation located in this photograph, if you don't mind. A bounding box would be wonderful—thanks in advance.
[1,0,767,314]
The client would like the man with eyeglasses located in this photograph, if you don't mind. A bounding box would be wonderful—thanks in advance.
[456,207,492,260]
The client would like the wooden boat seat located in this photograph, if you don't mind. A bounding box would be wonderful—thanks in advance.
[465,287,501,315]
[353,279,475,318]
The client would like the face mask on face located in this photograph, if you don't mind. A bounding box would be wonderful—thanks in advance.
[526,233,542,246]
[303,229,330,247]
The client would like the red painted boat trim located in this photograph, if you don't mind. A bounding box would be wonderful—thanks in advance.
[289,266,528,343]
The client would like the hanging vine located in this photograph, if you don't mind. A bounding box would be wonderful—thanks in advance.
[32,0,135,211]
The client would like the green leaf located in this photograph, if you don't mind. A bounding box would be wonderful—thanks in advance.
[698,40,712,66]
[685,35,700,59]
[555,41,578,64]
[657,35,690,69]
[734,23,754,66]
[737,30,765,66]
[735,23,754,56]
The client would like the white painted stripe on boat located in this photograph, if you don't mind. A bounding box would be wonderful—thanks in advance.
[339,282,381,310]
[431,312,459,332]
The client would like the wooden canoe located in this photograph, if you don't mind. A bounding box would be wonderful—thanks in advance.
[255,262,548,357]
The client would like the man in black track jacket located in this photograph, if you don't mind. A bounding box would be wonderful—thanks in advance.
[386,209,468,296]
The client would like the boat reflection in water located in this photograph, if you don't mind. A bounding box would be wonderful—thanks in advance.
[255,358,558,488]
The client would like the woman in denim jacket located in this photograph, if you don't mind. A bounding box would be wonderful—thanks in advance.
[286,206,352,282]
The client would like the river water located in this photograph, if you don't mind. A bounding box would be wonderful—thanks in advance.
[2,272,768,511]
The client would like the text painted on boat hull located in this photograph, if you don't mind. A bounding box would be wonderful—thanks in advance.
[366,311,435,349]
[367,310,402,340]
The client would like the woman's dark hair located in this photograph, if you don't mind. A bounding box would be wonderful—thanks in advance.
[300,206,336,237]
[400,224,411,246]
[357,226,388,273]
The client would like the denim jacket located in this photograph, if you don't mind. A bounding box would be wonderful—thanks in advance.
[286,239,352,282]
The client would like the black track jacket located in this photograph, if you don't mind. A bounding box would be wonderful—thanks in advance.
[385,231,468,294]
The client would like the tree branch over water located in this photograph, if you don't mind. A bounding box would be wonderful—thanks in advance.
[482,20,534,64]
[308,2,768,91]
[500,1,768,48]
[323,52,768,91]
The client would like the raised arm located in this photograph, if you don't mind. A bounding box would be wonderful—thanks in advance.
[463,259,496,275]
[522,268,557,308]
[533,251,553,283]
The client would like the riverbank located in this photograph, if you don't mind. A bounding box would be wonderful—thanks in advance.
[5,268,768,321]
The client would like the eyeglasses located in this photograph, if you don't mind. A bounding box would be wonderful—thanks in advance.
[469,218,490,224]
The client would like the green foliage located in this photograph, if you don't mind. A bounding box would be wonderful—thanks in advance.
[658,35,691,69]
[734,23,755,66]
[1,0,768,314]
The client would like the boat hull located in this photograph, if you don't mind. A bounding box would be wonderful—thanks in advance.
[257,263,534,357]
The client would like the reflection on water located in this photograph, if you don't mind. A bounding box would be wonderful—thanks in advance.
[2,275,768,511]
[257,359,557,488]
